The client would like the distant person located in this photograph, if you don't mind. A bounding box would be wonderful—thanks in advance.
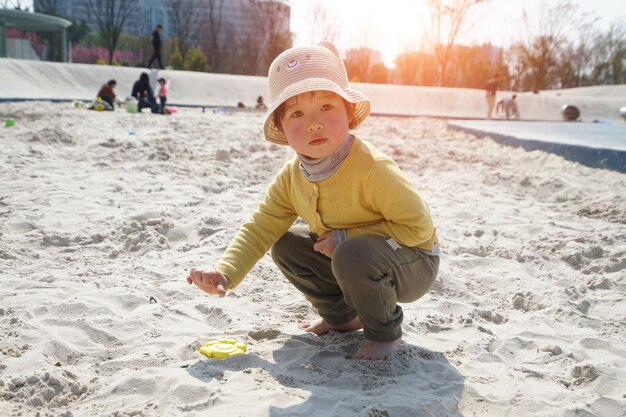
[496,94,519,120]
[157,77,170,110]
[237,102,247,108]
[97,79,118,109]
[485,73,499,119]
[148,24,164,69]
[131,72,161,114]
[255,95,267,110]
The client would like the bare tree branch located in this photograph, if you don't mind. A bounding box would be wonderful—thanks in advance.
[511,0,590,90]
[83,0,135,65]
[244,0,291,75]
[423,0,486,86]
[0,0,28,10]
[308,0,339,44]
[168,0,199,63]
[34,0,60,14]
[204,0,225,71]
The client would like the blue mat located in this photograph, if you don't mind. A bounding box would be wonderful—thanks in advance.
[447,120,626,173]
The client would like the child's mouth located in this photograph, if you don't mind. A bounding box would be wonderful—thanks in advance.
[309,138,328,146]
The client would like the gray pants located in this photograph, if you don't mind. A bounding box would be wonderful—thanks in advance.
[271,227,439,342]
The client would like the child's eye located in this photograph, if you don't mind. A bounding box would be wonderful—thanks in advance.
[290,110,303,118]
[321,104,334,111]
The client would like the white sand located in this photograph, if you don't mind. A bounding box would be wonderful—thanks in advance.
[0,102,624,417]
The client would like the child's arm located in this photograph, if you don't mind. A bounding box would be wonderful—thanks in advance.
[215,170,297,286]
[189,162,298,292]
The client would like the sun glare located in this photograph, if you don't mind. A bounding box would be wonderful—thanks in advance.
[296,0,426,67]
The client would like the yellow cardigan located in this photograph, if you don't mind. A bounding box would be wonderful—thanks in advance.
[216,136,439,287]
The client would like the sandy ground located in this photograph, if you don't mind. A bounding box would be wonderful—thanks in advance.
[0,102,625,417]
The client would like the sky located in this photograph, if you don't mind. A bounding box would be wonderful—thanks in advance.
[289,0,626,66]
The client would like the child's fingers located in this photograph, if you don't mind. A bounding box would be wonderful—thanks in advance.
[191,268,203,281]
[186,268,198,285]
[315,233,330,242]
[215,283,227,297]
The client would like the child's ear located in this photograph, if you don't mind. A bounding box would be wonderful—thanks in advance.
[346,102,357,128]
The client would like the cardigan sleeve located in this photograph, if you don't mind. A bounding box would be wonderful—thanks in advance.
[215,163,298,287]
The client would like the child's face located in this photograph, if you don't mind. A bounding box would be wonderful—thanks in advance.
[280,91,350,159]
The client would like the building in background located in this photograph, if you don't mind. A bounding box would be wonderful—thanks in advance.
[33,0,290,74]
[34,0,289,44]
[34,0,168,36]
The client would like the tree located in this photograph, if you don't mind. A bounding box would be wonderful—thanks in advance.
[204,0,225,72]
[446,43,508,88]
[247,0,292,75]
[83,0,135,65]
[168,0,200,65]
[370,62,389,84]
[509,1,587,91]
[344,47,379,83]
[33,0,59,13]
[308,0,339,44]
[184,46,209,71]
[0,0,29,9]
[589,21,626,85]
[265,30,293,70]
[171,44,210,72]
[394,51,438,86]
[423,0,486,86]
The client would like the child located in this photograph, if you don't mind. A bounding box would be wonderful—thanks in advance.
[186,41,440,361]
[255,95,267,110]
[157,77,170,110]
[97,79,118,109]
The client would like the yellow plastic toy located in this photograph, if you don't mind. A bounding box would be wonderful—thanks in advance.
[198,339,247,360]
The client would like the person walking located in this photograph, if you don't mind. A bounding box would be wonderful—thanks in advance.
[148,24,164,69]
[485,73,499,119]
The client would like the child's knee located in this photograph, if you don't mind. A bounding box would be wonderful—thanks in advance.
[332,236,385,280]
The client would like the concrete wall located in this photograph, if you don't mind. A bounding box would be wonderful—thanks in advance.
[1,58,625,121]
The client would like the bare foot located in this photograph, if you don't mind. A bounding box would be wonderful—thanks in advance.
[353,337,401,360]
[302,317,363,336]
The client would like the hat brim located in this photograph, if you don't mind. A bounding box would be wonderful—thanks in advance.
[263,78,371,145]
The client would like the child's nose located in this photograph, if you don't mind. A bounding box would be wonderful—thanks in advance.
[307,121,323,132]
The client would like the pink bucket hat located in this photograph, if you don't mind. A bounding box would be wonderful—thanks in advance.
[263,41,371,145]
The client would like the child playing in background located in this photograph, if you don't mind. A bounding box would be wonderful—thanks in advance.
[255,95,267,110]
[186,41,440,361]
[157,77,170,110]
[97,79,118,109]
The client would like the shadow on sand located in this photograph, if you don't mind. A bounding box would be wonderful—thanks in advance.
[186,331,464,417]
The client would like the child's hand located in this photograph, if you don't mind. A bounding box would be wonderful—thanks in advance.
[313,232,335,258]
[186,268,231,297]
